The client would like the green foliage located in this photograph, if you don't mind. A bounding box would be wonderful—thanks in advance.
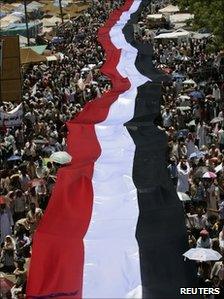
[175,0,224,49]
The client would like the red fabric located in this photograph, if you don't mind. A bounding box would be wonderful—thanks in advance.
[26,1,134,298]
[0,196,5,204]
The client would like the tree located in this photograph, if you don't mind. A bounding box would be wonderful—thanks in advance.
[174,0,224,49]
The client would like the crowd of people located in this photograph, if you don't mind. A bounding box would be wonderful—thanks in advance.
[0,0,126,297]
[136,1,224,298]
[0,0,224,298]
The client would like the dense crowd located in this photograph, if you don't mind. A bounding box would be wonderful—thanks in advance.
[136,1,224,298]
[0,0,126,297]
[0,0,224,298]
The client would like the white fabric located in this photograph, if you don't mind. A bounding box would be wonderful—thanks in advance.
[177,162,191,193]
[158,5,179,14]
[155,30,190,39]
[183,248,221,262]
[83,1,149,298]
[170,14,194,24]
[0,103,23,127]
[147,14,163,20]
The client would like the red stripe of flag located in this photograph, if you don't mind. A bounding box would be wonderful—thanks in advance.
[26,1,135,298]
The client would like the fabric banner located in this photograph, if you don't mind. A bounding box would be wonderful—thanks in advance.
[27,1,200,298]
[0,103,23,127]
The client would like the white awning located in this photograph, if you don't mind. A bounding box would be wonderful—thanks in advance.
[170,13,194,24]
[155,30,190,39]
[159,5,179,14]
[46,55,57,61]
[147,14,163,20]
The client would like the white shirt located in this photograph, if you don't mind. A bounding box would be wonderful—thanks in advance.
[177,162,191,193]
[162,111,172,127]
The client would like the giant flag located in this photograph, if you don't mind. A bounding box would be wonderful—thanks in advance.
[27,1,201,298]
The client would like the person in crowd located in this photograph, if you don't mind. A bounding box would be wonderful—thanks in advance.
[186,133,198,157]
[0,199,14,245]
[219,227,224,254]
[206,179,220,217]
[211,257,224,280]
[178,142,188,158]
[177,158,191,193]
[162,107,173,128]
[196,229,213,248]
[218,125,224,152]
[186,208,209,238]
[11,259,27,299]
[196,120,207,149]
[25,187,39,208]
[167,157,178,186]
[190,179,206,206]
[26,202,43,235]
[19,168,30,192]
[13,190,26,222]
[0,235,16,274]
[15,229,31,259]
[187,229,197,248]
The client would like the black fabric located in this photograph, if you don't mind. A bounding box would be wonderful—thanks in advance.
[122,1,202,298]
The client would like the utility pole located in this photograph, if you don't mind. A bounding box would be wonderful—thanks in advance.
[24,0,30,46]
[59,0,64,24]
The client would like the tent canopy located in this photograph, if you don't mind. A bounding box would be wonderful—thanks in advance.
[159,5,179,14]
[147,14,163,20]
[20,48,47,65]
[0,14,21,28]
[192,32,212,39]
[170,13,194,24]
[46,55,58,61]
[11,11,25,18]
[42,16,62,27]
[155,29,190,39]
[23,45,47,55]
[1,4,14,13]
[19,35,36,46]
[174,22,187,29]
[14,1,43,13]
[28,1,44,9]
[0,12,7,19]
